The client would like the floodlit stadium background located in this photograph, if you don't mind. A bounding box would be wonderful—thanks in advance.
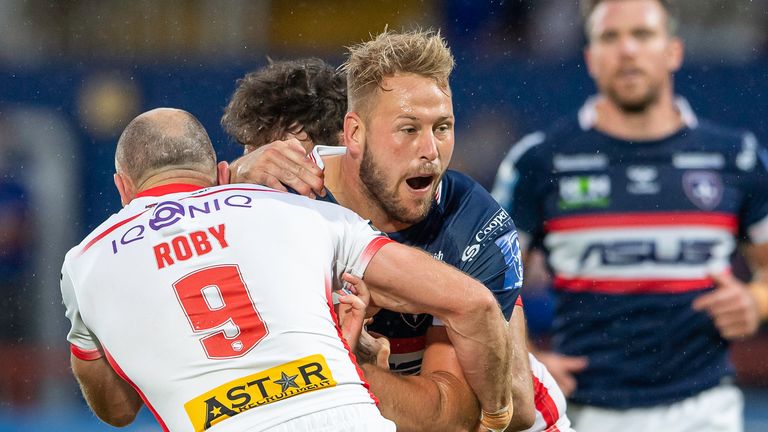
[1,1,768,430]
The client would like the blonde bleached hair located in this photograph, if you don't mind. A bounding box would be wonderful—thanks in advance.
[340,29,455,118]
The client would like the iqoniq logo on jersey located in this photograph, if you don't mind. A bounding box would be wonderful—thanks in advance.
[148,201,186,230]
[185,354,337,431]
[111,194,253,255]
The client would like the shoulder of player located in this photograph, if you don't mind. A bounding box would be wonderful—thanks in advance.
[68,207,139,258]
[689,119,763,169]
[501,116,580,168]
[438,171,514,235]
[692,118,754,145]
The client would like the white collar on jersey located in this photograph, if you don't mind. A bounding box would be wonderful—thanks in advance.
[577,95,699,131]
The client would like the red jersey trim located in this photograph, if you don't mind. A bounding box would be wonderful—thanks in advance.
[135,183,204,198]
[545,212,738,234]
[70,344,104,361]
[515,296,524,307]
[554,275,714,294]
[103,348,170,432]
[532,374,560,430]
[79,210,149,256]
[389,336,427,355]
[359,236,395,269]
[323,280,379,405]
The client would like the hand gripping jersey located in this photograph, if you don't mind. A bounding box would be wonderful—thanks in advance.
[492,97,768,408]
[61,183,393,432]
[325,170,570,431]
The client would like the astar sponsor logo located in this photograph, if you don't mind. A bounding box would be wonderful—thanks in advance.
[185,354,336,431]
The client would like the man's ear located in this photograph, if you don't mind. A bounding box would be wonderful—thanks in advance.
[667,37,684,73]
[113,173,134,207]
[584,46,597,80]
[217,161,231,185]
[343,112,365,158]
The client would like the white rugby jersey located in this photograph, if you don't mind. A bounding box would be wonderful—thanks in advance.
[61,183,392,432]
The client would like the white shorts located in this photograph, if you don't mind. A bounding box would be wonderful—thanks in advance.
[568,383,743,432]
[265,403,396,432]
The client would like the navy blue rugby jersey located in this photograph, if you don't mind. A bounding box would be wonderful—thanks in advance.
[324,169,523,374]
[492,97,768,408]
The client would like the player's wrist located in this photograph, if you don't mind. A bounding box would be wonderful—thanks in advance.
[748,281,768,321]
[480,400,513,432]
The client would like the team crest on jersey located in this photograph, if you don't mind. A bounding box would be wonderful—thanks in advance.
[683,171,723,210]
[184,354,336,431]
[495,231,523,289]
[558,175,610,209]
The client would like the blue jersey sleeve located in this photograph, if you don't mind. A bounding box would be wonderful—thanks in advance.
[492,132,548,249]
[445,174,523,319]
[459,226,523,320]
[739,133,768,243]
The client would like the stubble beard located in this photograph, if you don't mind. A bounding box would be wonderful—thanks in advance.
[359,144,434,227]
[605,78,662,114]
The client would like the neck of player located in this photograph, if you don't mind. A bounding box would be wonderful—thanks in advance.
[594,91,684,142]
[323,155,410,233]
[138,170,216,194]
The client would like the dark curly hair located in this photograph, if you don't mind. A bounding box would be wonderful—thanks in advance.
[221,58,347,149]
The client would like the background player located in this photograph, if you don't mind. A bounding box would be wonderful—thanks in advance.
[492,0,768,430]
[61,108,515,431]
[222,33,572,431]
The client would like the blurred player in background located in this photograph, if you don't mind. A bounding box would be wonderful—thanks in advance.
[61,108,516,431]
[222,33,573,432]
[492,0,768,430]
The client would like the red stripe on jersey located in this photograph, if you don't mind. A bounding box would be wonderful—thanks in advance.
[389,336,427,354]
[70,344,103,361]
[323,281,379,405]
[554,275,713,294]
[359,236,394,269]
[546,212,738,233]
[515,296,524,307]
[102,348,170,432]
[79,210,150,256]
[533,374,560,430]
[135,183,203,198]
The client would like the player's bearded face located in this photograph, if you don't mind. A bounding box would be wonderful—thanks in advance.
[359,142,442,225]
[358,74,454,227]
[586,0,682,113]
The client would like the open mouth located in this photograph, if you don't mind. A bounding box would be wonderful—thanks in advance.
[405,175,434,191]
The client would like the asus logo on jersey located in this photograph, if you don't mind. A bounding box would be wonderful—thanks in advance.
[579,239,719,267]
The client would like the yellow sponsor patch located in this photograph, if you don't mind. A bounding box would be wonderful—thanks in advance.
[185,354,336,431]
